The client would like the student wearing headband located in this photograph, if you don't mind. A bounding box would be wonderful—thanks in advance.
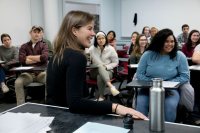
[89,31,119,101]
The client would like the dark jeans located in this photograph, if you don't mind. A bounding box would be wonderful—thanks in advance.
[0,67,5,83]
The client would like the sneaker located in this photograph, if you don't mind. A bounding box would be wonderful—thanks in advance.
[98,97,105,101]
[110,86,119,96]
[1,82,9,93]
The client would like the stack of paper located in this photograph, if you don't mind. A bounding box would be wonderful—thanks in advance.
[0,112,54,133]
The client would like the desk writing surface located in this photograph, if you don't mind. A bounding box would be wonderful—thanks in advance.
[2,103,200,133]
[189,65,200,71]
[128,64,138,68]
[10,66,46,72]
[0,60,5,64]
[127,80,180,89]
[119,58,129,62]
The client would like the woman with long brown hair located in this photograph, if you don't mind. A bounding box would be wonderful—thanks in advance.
[46,10,147,119]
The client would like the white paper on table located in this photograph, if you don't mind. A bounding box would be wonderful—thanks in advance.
[73,122,129,133]
[163,81,180,88]
[0,60,5,63]
[189,65,200,70]
[14,66,34,70]
[129,64,138,68]
[0,112,54,133]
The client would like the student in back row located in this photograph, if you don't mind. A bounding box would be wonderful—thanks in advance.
[46,10,147,119]
[177,24,189,49]
[129,34,148,64]
[15,26,48,105]
[107,30,117,50]
[181,30,200,58]
[0,33,18,93]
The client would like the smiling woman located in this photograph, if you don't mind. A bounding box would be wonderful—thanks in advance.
[135,28,191,122]
[46,10,147,120]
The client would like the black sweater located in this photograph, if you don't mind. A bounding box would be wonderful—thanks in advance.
[46,48,112,114]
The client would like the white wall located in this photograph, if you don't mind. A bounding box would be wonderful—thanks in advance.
[30,0,44,28]
[0,0,31,46]
[121,0,200,37]
[63,0,117,38]
[4,0,199,45]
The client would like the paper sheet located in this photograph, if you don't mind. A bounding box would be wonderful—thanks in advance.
[162,81,180,88]
[73,122,129,133]
[129,64,138,68]
[14,66,34,70]
[189,65,200,70]
[0,112,54,133]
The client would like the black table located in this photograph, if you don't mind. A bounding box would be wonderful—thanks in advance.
[1,103,200,133]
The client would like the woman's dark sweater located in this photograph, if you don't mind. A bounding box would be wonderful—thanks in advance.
[46,48,112,114]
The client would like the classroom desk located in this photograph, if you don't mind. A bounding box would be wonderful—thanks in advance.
[126,80,180,89]
[119,57,129,62]
[189,65,200,111]
[9,66,46,72]
[127,64,138,83]
[1,102,200,133]
[0,60,5,64]
[9,66,47,77]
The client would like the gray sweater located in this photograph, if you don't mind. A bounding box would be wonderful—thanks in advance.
[0,45,18,65]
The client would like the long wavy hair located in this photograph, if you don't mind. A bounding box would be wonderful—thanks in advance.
[186,30,200,51]
[146,28,178,59]
[131,34,148,57]
[53,10,94,64]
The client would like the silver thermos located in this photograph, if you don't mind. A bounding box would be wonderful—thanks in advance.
[149,78,165,132]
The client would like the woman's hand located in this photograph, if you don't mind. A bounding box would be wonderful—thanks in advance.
[112,104,148,120]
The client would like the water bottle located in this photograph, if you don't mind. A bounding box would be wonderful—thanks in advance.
[149,78,165,132]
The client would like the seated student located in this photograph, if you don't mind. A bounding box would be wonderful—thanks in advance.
[135,29,190,122]
[107,30,117,50]
[89,31,119,101]
[129,34,148,64]
[0,67,9,93]
[46,10,147,120]
[0,33,19,71]
[177,24,189,49]
[128,31,139,55]
[15,26,48,105]
[149,27,158,43]
[142,26,151,43]
[39,27,53,58]
[181,30,200,58]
